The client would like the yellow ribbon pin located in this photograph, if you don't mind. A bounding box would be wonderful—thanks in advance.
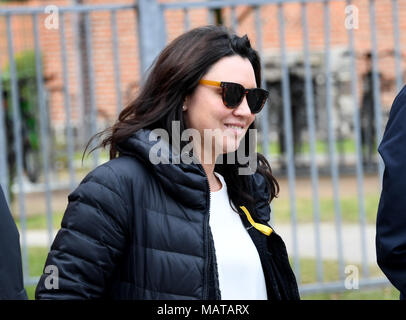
[240,206,273,236]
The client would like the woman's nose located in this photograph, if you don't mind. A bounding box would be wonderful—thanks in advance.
[233,95,252,117]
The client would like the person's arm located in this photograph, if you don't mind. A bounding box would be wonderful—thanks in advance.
[35,164,129,299]
[376,85,406,299]
[0,187,27,300]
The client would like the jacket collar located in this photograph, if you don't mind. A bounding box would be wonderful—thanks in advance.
[117,128,271,220]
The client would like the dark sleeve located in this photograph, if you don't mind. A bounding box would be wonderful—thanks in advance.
[376,85,406,299]
[0,187,28,300]
[35,164,129,299]
[250,171,271,224]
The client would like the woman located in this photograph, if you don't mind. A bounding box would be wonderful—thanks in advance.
[35,25,299,300]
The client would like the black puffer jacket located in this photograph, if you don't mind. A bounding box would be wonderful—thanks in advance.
[35,129,299,300]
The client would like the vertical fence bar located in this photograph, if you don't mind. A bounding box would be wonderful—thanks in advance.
[207,1,216,26]
[255,5,273,226]
[157,5,167,54]
[73,8,86,150]
[137,0,167,80]
[323,0,345,280]
[207,10,214,25]
[110,9,123,116]
[301,1,323,283]
[255,6,269,162]
[277,2,301,283]
[391,0,403,93]
[231,6,237,31]
[369,0,384,182]
[84,11,99,169]
[6,13,29,279]
[183,8,190,31]
[59,12,76,191]
[33,13,54,248]
[0,42,9,203]
[346,0,369,278]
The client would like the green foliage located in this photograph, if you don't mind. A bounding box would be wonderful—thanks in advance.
[2,50,38,80]
[25,246,48,300]
[257,138,357,157]
[295,258,399,300]
[2,49,42,192]
[273,194,380,224]
[2,50,39,117]
[14,211,64,230]
[2,50,40,142]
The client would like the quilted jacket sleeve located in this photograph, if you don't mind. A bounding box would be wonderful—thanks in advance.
[376,85,406,299]
[250,171,272,224]
[35,164,129,299]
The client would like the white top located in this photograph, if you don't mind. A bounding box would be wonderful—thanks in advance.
[209,172,268,300]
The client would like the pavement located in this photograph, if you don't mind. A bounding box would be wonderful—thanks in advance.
[275,222,377,265]
[22,222,378,265]
[21,230,58,247]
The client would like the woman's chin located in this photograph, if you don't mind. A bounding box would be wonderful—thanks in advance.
[221,136,242,154]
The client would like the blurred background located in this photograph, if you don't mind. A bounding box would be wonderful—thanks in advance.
[0,0,404,299]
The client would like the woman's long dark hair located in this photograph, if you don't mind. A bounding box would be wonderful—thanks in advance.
[88,25,279,217]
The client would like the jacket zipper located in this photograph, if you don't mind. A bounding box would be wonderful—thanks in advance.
[201,164,211,300]
[187,144,217,299]
[205,182,212,299]
[193,160,212,300]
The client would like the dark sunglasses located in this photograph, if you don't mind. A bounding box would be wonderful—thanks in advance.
[199,79,269,114]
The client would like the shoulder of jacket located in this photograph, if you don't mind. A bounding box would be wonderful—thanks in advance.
[86,155,151,184]
[77,155,155,205]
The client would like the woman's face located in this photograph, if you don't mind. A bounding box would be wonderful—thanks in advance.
[184,55,256,163]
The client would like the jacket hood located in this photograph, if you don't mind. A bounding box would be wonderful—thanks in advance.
[116,128,271,221]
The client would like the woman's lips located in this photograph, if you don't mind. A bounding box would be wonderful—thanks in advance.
[224,124,244,135]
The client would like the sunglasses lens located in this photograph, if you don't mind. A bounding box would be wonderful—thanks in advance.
[246,89,268,113]
[221,82,269,113]
[223,83,244,107]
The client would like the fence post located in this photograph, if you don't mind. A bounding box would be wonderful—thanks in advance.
[137,0,167,78]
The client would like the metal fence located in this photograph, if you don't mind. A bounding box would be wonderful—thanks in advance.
[1,0,401,297]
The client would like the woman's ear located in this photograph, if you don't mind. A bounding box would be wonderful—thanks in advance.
[183,96,190,111]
